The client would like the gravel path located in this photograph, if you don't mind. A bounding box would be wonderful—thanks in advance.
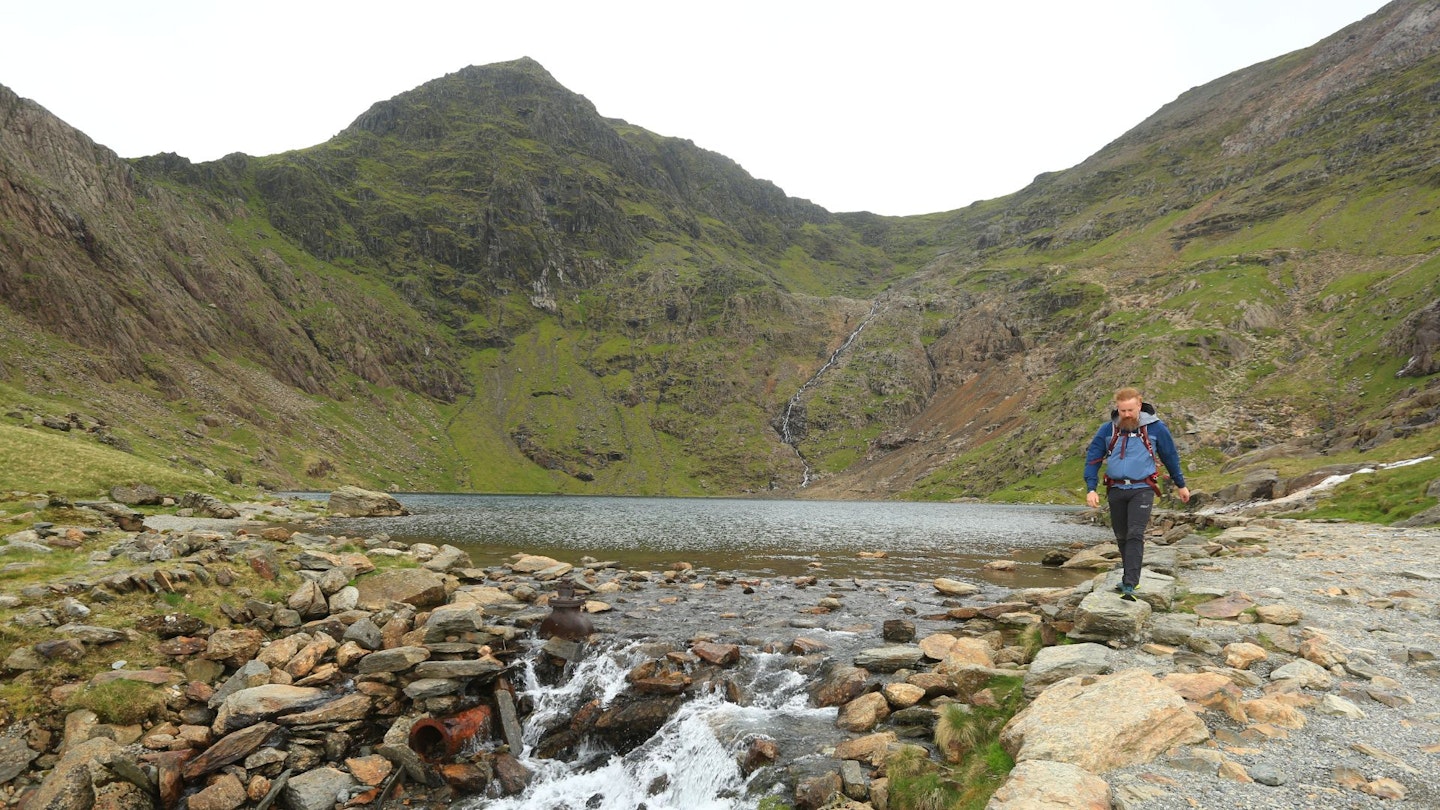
[1102,519,1440,809]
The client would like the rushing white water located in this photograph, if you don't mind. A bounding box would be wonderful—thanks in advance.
[468,641,838,810]
[778,300,882,487]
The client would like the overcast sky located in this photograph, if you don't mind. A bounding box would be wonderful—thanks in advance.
[1,1,1392,216]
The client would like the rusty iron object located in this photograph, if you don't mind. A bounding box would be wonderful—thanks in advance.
[538,579,594,641]
[408,704,494,762]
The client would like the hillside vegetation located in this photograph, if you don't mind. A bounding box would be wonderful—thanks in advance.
[1,2,1437,518]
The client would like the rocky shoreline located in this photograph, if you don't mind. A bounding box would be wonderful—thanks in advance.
[1,488,1438,810]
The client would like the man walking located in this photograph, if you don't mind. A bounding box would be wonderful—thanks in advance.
[1084,387,1191,601]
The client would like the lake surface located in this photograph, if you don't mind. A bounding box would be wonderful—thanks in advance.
[300,494,1109,587]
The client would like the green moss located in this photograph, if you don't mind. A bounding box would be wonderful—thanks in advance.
[65,679,168,725]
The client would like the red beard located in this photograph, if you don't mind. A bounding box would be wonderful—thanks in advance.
[1118,416,1141,431]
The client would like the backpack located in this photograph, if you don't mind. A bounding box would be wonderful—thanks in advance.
[1093,402,1165,496]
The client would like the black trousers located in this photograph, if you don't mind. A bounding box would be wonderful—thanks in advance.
[1108,486,1155,588]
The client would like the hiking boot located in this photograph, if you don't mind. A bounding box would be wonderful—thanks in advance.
[1120,584,1137,602]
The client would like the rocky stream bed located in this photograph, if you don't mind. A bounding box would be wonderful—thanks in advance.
[1,486,1438,810]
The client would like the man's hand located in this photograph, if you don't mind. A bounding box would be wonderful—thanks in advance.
[1176,486,1191,504]
[1086,490,1100,509]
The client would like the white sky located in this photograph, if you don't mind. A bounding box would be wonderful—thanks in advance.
[0,1,1393,216]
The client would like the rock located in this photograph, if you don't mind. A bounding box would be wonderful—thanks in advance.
[834,732,897,766]
[933,577,980,597]
[277,693,373,726]
[882,682,926,709]
[812,665,871,708]
[56,623,128,645]
[412,657,505,679]
[345,754,393,787]
[1254,604,1302,625]
[1068,590,1151,641]
[742,736,780,774]
[1270,659,1334,689]
[4,645,45,671]
[1161,672,1247,724]
[202,629,266,668]
[986,759,1110,809]
[327,586,359,613]
[999,669,1209,772]
[110,484,163,506]
[1316,694,1366,719]
[186,772,246,810]
[212,685,328,735]
[1193,592,1256,619]
[30,736,119,810]
[511,554,567,575]
[451,585,523,608]
[1060,545,1119,570]
[180,492,240,519]
[356,645,431,674]
[794,771,843,810]
[327,486,407,517]
[1240,697,1306,729]
[835,686,887,732]
[882,619,915,642]
[1299,634,1348,668]
[340,617,385,653]
[1023,643,1113,697]
[692,641,741,666]
[281,766,357,810]
[932,636,996,669]
[354,569,448,611]
[1223,642,1268,670]
[182,722,280,780]
[0,734,41,783]
[286,581,329,619]
[854,645,924,673]
[421,544,473,572]
[209,660,272,708]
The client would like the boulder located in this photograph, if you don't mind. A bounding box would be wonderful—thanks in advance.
[999,669,1209,773]
[986,759,1110,809]
[1395,297,1440,377]
[1068,591,1151,642]
[0,733,41,784]
[933,577,980,597]
[836,692,890,733]
[180,492,240,519]
[421,544,473,572]
[1213,469,1279,503]
[354,569,448,611]
[110,483,162,506]
[212,685,328,735]
[327,486,408,518]
[1023,643,1113,697]
[29,736,120,810]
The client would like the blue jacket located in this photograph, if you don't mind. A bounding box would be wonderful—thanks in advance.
[1084,411,1186,492]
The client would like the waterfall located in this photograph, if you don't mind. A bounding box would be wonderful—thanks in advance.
[466,640,839,810]
[778,300,882,487]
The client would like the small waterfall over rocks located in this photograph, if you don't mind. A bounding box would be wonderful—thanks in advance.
[467,639,839,810]
[777,301,882,487]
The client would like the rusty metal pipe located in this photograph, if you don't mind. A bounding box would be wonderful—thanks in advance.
[407,704,494,762]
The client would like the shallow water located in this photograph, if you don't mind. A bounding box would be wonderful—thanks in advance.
[302,494,1108,588]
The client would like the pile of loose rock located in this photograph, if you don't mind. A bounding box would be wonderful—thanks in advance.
[1,490,1437,810]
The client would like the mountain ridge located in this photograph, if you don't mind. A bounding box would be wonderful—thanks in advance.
[2,2,1438,516]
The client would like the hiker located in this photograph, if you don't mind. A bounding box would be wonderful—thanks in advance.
[1083,387,1190,601]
